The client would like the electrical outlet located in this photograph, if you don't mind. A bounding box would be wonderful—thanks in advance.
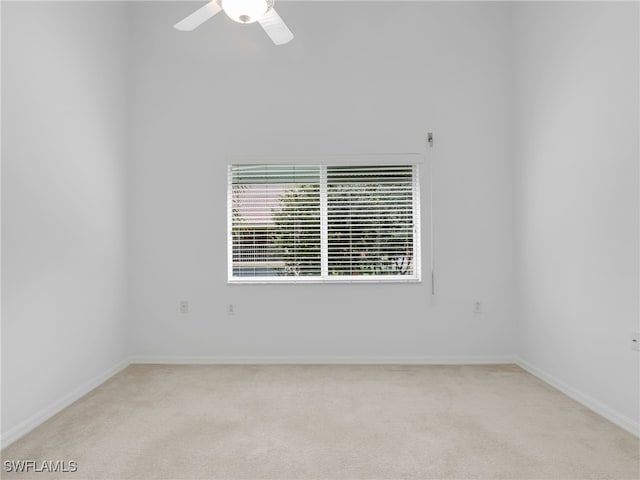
[180,301,189,314]
[228,304,235,316]
[632,332,640,352]
[473,300,483,315]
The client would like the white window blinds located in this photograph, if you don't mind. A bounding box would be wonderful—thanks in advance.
[228,163,421,283]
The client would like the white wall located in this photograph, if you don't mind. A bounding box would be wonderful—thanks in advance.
[513,2,640,429]
[1,2,130,440]
[128,1,515,359]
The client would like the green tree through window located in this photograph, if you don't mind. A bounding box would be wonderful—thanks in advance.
[229,163,419,282]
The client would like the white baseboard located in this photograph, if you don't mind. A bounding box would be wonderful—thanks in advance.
[516,357,639,438]
[129,355,516,365]
[0,358,131,450]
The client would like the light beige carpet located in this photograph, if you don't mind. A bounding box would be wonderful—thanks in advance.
[2,364,639,479]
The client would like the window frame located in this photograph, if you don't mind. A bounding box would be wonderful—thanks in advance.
[227,155,422,284]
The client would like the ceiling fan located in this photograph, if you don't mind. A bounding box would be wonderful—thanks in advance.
[174,0,294,45]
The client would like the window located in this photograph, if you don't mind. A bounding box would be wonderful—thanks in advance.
[228,160,421,283]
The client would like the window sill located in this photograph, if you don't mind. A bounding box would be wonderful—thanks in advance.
[228,276,422,285]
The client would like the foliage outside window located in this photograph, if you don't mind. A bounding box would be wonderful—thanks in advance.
[228,163,421,283]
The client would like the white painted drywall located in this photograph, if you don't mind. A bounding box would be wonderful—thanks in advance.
[127,2,515,358]
[1,2,130,438]
[513,2,640,426]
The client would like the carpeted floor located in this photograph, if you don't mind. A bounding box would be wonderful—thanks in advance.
[2,364,639,479]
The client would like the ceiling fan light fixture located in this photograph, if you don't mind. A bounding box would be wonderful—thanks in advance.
[221,0,271,24]
[174,0,293,45]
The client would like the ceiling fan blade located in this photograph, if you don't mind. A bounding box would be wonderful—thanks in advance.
[174,1,222,31]
[258,9,294,45]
